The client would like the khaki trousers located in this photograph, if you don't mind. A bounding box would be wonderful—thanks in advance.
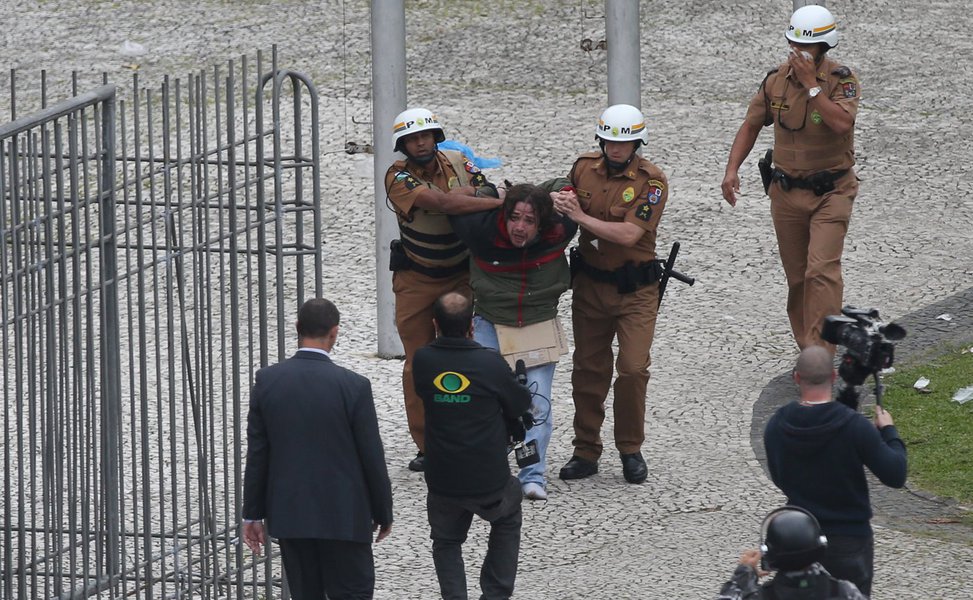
[769,171,857,351]
[393,268,471,452]
[569,273,658,462]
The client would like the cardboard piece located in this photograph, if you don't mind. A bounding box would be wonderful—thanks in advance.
[494,318,569,369]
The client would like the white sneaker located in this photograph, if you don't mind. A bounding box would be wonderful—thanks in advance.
[522,482,547,501]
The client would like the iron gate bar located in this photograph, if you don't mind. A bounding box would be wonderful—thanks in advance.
[2,47,322,599]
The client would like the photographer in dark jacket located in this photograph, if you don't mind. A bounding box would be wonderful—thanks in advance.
[414,292,532,600]
[764,346,907,596]
[716,506,866,599]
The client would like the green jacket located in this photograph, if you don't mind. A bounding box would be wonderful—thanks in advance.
[449,178,576,327]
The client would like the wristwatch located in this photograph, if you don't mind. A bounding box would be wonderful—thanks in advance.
[808,86,822,99]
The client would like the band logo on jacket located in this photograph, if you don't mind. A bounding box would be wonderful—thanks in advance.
[432,371,472,404]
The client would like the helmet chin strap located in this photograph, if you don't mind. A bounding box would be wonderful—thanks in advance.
[599,140,636,172]
[405,144,438,165]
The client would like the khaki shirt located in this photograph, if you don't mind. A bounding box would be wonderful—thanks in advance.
[745,56,861,177]
[569,151,668,269]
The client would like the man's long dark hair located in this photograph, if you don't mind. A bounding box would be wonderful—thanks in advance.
[502,184,555,233]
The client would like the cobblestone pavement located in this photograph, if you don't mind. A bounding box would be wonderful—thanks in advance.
[3,1,972,598]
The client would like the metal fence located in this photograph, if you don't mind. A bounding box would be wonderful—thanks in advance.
[0,49,322,599]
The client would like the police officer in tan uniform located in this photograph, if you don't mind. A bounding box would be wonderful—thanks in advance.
[552,104,668,484]
[384,108,500,471]
[722,5,861,353]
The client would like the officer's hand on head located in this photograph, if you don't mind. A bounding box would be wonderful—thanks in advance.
[721,171,740,206]
[874,404,894,429]
[787,49,818,89]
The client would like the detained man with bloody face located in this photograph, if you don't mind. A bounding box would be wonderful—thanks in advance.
[448,182,578,500]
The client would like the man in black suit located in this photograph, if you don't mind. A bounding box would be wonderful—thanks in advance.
[242,298,394,600]
[413,293,532,600]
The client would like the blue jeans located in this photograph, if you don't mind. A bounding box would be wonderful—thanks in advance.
[474,316,555,488]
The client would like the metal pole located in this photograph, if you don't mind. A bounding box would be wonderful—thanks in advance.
[605,0,641,109]
[98,86,123,583]
[371,0,406,358]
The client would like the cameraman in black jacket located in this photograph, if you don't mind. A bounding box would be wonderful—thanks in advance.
[413,292,532,600]
[764,346,906,596]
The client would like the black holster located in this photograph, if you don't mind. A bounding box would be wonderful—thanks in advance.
[568,246,582,286]
[389,239,410,272]
[758,149,773,195]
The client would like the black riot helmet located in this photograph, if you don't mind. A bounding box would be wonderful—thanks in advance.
[760,506,828,571]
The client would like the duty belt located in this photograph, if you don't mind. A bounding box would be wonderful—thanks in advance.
[772,168,848,196]
[569,247,662,294]
[389,239,468,279]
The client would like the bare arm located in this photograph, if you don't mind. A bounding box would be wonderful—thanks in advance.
[721,119,762,207]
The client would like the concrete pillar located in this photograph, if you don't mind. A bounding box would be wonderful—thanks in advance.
[371,0,406,357]
[605,0,641,110]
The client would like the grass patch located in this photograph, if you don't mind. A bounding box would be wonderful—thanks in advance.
[881,343,973,507]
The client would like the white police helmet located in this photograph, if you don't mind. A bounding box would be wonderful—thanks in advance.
[391,108,445,152]
[595,104,649,146]
[785,5,839,49]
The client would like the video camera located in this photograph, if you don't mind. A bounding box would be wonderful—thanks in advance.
[820,306,906,409]
[510,359,539,468]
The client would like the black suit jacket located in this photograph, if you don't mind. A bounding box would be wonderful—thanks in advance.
[242,350,393,543]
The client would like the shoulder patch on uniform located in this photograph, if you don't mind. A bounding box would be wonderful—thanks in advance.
[831,66,852,78]
[840,80,858,98]
[394,171,410,181]
[464,160,480,174]
[645,180,665,205]
[469,172,487,187]
[402,175,421,190]
[635,202,652,222]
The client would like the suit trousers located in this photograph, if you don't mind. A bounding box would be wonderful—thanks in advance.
[570,273,658,462]
[392,268,472,452]
[278,538,375,600]
[769,172,857,351]
[427,475,523,600]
